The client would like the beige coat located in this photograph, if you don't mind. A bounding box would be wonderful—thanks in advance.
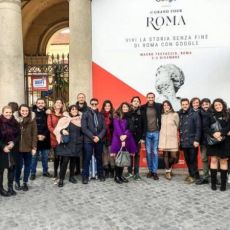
[158,111,179,151]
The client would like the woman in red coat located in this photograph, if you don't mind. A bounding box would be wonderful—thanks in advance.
[47,99,65,180]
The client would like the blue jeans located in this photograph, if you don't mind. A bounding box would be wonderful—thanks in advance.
[30,149,49,175]
[83,142,103,178]
[15,152,32,183]
[145,131,159,173]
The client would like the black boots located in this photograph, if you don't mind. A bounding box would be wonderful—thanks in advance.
[210,169,217,190]
[104,166,110,178]
[210,169,228,191]
[0,172,10,197]
[220,169,228,191]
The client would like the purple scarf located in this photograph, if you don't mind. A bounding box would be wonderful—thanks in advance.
[0,115,20,143]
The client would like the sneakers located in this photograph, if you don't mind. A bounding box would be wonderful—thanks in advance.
[126,173,133,179]
[133,174,141,181]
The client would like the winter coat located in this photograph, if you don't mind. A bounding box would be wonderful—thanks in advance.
[200,108,212,145]
[206,111,230,157]
[81,109,106,143]
[178,108,201,148]
[47,112,62,148]
[158,111,179,151]
[55,114,83,157]
[0,116,20,169]
[32,106,50,150]
[110,116,137,154]
[129,107,143,143]
[141,102,162,139]
[14,111,37,153]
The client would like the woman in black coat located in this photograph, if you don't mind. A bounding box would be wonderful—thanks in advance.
[206,98,230,191]
[54,105,83,187]
[0,106,20,196]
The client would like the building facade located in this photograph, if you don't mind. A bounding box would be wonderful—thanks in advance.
[0,0,92,109]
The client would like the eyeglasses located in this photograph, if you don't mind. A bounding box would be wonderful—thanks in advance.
[91,103,98,106]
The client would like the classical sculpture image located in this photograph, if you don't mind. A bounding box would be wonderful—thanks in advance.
[155,64,185,110]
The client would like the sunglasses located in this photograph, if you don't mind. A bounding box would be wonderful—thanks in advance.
[91,103,98,106]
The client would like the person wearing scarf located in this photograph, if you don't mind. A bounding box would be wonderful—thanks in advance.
[81,98,107,184]
[206,98,230,191]
[0,106,20,196]
[101,100,114,178]
[54,105,83,187]
[14,104,37,191]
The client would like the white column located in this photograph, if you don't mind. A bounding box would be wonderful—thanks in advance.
[0,0,24,109]
[69,0,92,104]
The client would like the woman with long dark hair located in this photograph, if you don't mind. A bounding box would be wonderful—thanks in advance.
[207,98,230,191]
[0,106,20,196]
[101,100,115,178]
[111,102,137,184]
[54,105,83,187]
[158,100,179,180]
[47,99,65,182]
[14,104,37,191]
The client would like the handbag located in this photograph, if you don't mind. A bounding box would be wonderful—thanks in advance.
[115,147,131,167]
[206,117,225,145]
[61,128,70,144]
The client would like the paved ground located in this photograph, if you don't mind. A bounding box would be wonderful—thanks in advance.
[0,164,230,230]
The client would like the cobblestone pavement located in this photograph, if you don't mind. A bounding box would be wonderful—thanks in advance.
[0,165,230,230]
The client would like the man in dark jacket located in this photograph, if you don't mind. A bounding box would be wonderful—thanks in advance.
[141,92,162,180]
[30,98,51,180]
[75,93,90,176]
[127,96,143,180]
[196,98,212,185]
[179,98,201,184]
[81,98,106,184]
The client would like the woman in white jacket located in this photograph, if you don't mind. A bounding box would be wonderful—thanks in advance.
[158,100,179,180]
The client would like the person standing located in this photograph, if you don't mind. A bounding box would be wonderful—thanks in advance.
[111,102,137,184]
[178,98,201,184]
[75,93,89,176]
[141,92,162,180]
[30,98,51,180]
[81,98,106,184]
[0,106,20,196]
[14,104,37,191]
[196,98,212,185]
[206,98,230,191]
[158,100,179,180]
[47,99,65,180]
[101,100,115,178]
[54,105,83,187]
[127,96,143,180]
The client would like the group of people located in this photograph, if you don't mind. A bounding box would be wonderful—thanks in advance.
[0,92,230,198]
